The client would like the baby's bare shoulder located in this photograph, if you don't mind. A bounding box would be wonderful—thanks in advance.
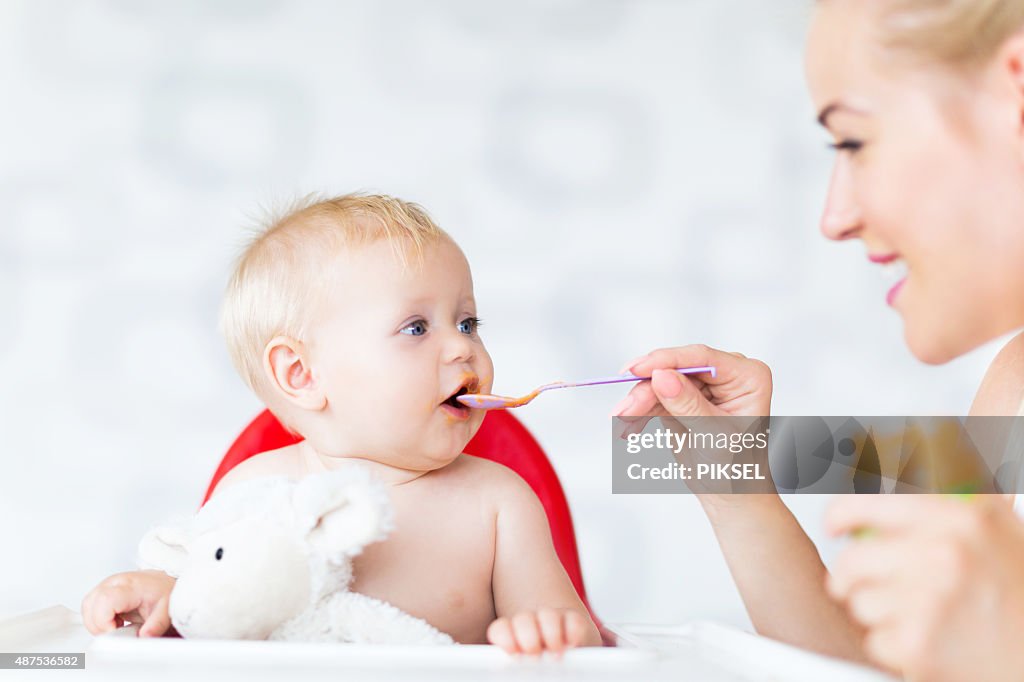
[444,454,538,503]
[210,444,303,497]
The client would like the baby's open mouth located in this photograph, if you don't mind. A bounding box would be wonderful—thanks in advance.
[441,378,479,414]
[444,386,470,409]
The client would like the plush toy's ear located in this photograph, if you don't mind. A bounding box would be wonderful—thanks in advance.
[291,468,393,561]
[137,522,192,578]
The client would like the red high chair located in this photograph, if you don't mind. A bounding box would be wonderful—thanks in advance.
[202,409,609,642]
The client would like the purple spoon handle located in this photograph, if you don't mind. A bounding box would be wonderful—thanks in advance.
[456,366,718,409]
[552,366,717,391]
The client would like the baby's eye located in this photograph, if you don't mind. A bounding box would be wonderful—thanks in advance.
[458,317,481,335]
[400,320,428,336]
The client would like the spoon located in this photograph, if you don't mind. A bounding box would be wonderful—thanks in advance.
[455,366,717,410]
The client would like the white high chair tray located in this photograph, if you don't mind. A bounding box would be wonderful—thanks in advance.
[1,605,893,682]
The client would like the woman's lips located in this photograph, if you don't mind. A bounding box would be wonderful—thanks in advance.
[875,255,908,307]
[886,277,907,306]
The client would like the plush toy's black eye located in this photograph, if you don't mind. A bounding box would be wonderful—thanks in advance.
[215,547,224,561]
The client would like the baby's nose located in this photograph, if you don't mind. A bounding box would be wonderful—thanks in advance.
[442,335,475,364]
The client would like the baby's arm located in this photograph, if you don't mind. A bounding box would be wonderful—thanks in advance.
[487,469,601,654]
[81,461,261,637]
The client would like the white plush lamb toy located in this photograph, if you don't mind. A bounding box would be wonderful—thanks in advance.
[137,467,453,645]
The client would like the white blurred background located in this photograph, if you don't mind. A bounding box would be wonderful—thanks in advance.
[0,0,1008,628]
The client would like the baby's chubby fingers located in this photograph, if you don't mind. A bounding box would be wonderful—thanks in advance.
[82,581,140,635]
[510,612,543,655]
[490,612,574,656]
[81,570,176,637]
[562,610,590,648]
[486,617,517,654]
[536,608,566,654]
[138,595,171,638]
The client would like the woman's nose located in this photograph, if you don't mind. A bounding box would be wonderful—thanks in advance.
[820,158,862,241]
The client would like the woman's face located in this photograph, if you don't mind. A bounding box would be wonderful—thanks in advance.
[805,1,1024,364]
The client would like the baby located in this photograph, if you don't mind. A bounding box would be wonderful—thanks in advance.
[81,193,601,654]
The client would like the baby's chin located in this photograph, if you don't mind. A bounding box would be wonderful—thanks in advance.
[362,437,462,471]
[383,449,462,474]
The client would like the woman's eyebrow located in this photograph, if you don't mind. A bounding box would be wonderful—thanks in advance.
[817,102,866,128]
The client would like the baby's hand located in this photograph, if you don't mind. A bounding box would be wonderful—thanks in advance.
[81,570,177,637]
[487,608,591,656]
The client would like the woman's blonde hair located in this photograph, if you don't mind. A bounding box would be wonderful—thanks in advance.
[219,192,449,402]
[879,0,1024,69]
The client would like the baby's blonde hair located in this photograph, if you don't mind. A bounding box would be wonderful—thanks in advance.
[219,193,450,403]
[877,0,1024,69]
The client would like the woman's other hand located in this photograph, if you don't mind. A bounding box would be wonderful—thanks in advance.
[826,494,1024,680]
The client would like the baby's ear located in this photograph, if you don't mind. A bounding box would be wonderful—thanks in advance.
[291,469,393,561]
[263,336,326,411]
[137,523,192,578]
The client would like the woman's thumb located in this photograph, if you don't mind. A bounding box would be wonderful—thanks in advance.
[651,369,711,417]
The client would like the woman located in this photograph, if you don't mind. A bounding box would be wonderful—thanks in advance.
[614,1,1024,678]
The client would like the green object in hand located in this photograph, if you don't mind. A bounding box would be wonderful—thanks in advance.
[851,493,975,540]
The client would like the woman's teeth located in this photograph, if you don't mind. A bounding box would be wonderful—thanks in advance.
[880,258,908,284]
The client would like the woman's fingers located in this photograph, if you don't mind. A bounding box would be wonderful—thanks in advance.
[650,368,720,417]
[844,583,902,628]
[618,354,652,374]
[628,345,757,385]
[862,623,906,675]
[614,372,708,417]
[827,536,912,601]
[612,382,660,439]
[617,367,720,419]
[617,344,772,418]
[825,494,986,538]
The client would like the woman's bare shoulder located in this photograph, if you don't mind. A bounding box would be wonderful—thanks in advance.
[970,330,1024,416]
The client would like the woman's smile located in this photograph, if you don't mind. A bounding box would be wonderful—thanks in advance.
[870,254,909,307]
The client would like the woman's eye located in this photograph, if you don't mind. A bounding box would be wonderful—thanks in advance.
[828,139,863,154]
[458,317,481,335]
[400,320,428,336]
